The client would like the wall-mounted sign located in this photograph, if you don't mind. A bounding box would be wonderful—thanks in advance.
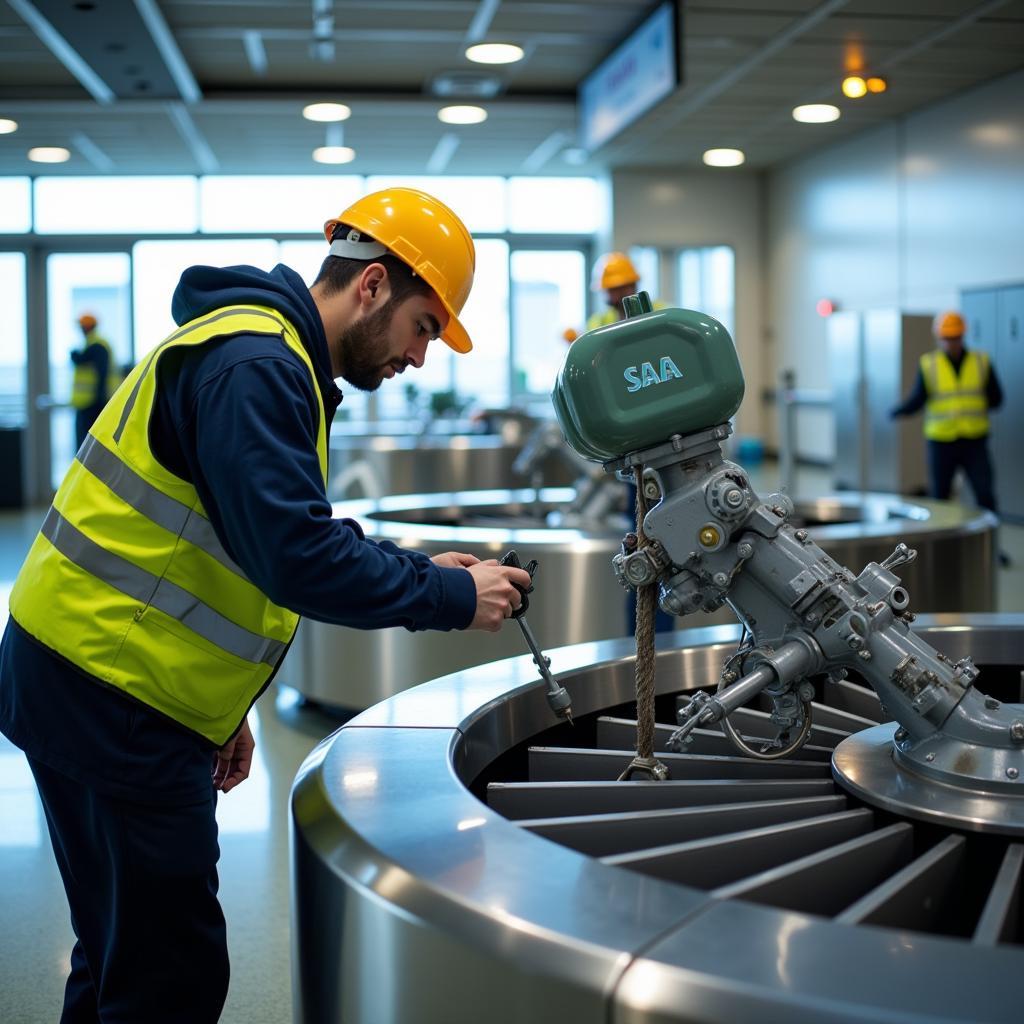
[579,2,681,152]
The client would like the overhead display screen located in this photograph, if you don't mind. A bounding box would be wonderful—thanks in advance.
[578,1,681,152]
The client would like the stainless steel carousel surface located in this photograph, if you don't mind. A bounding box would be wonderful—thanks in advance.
[291,615,1024,1024]
[280,490,996,710]
[326,434,578,499]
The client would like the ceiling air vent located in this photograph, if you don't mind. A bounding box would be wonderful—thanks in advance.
[427,71,503,99]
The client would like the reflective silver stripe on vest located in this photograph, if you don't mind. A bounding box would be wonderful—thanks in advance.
[41,506,285,667]
[113,306,289,442]
[77,434,249,582]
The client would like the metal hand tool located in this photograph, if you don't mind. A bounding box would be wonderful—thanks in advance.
[500,550,573,724]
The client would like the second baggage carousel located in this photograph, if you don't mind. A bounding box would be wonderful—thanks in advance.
[279,489,997,711]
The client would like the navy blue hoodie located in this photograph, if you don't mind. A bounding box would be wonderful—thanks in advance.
[0,263,476,803]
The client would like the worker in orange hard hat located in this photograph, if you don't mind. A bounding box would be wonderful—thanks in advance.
[581,251,667,335]
[69,312,121,447]
[587,251,641,331]
[891,309,1007,565]
[2,186,532,1023]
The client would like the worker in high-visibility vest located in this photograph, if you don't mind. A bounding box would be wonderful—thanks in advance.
[585,251,666,331]
[70,312,122,447]
[1,188,531,1023]
[891,310,1006,559]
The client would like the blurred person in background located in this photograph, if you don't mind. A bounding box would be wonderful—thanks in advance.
[70,312,119,447]
[891,309,1008,566]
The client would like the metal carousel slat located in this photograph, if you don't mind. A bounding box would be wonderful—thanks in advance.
[526,747,832,782]
[802,701,878,734]
[485,778,839,820]
[601,809,875,887]
[517,795,849,857]
[836,834,967,931]
[973,843,1024,946]
[712,822,915,915]
[595,717,833,762]
[821,678,886,721]
[693,705,851,750]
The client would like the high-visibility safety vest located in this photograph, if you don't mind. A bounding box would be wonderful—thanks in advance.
[585,299,667,333]
[586,307,622,332]
[920,349,990,442]
[70,332,121,410]
[11,305,328,746]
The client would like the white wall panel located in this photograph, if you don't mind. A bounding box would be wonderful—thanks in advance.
[610,169,764,440]
[766,69,1024,462]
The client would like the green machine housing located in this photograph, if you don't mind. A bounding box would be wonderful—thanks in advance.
[552,293,746,463]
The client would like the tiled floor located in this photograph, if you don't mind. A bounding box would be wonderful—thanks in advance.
[1,463,1022,1023]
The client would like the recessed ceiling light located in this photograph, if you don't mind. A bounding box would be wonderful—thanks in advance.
[313,146,356,164]
[438,105,488,125]
[28,146,71,163]
[792,103,841,123]
[866,76,888,94]
[703,147,745,167]
[465,43,524,65]
[842,76,867,99]
[0,118,18,134]
[303,102,351,123]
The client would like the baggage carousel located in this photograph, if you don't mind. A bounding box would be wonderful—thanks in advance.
[327,433,578,499]
[292,614,1024,1024]
[279,490,997,710]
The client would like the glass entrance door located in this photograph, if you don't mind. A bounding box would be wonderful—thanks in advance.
[44,252,132,490]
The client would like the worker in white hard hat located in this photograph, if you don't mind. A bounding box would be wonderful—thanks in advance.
[1,187,531,1022]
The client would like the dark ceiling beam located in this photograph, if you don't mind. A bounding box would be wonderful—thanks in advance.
[604,0,852,161]
[8,0,202,103]
[735,0,1015,150]
[133,0,202,103]
[466,0,502,43]
[7,0,116,104]
[243,30,268,76]
[166,101,219,173]
[70,131,116,171]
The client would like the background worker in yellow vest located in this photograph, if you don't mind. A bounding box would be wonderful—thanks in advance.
[586,250,666,331]
[582,251,675,631]
[69,312,120,448]
[0,188,532,1024]
[891,309,1006,562]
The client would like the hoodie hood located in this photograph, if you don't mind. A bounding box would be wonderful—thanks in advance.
[171,263,339,406]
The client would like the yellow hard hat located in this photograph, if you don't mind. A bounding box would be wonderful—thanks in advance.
[933,311,966,339]
[324,187,476,354]
[78,313,97,332]
[591,251,639,291]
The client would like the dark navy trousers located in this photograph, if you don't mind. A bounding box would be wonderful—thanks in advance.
[28,756,229,1023]
[926,437,998,513]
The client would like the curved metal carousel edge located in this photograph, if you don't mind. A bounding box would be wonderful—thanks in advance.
[291,615,1024,1024]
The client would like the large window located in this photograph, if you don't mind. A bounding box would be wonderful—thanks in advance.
[34,177,199,235]
[199,176,362,234]
[0,252,27,427]
[46,252,132,486]
[0,178,31,233]
[18,174,600,430]
[133,239,280,357]
[511,249,585,397]
[366,176,507,233]
[676,245,735,336]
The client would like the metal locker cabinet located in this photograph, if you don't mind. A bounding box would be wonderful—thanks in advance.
[863,311,931,495]
[994,286,1024,520]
